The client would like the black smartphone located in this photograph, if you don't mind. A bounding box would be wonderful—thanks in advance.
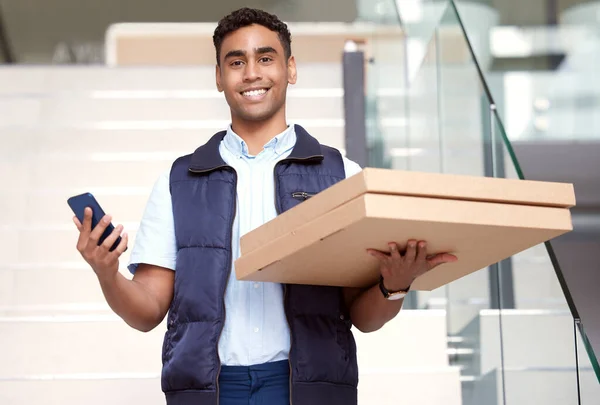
[67,192,124,252]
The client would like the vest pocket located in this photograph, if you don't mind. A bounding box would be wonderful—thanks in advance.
[336,317,359,386]
[162,329,173,364]
[336,317,353,360]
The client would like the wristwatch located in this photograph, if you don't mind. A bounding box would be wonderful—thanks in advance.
[379,277,410,301]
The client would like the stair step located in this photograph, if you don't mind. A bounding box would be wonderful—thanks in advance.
[358,368,462,405]
[0,97,343,127]
[0,266,131,308]
[1,127,345,157]
[1,193,150,227]
[0,368,463,405]
[478,310,594,371]
[0,377,163,405]
[0,229,139,264]
[466,368,600,405]
[0,317,164,376]
[0,65,344,93]
[355,310,449,368]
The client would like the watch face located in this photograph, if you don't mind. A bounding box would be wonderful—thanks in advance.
[387,292,406,301]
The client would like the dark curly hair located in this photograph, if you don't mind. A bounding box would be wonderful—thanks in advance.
[213,8,292,66]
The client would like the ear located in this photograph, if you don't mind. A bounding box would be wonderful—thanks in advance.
[287,56,297,85]
[215,64,224,92]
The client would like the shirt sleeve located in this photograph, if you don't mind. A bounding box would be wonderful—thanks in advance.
[127,169,177,274]
[342,156,363,179]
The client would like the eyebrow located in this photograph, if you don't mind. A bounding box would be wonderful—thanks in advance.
[224,46,278,60]
[255,46,278,55]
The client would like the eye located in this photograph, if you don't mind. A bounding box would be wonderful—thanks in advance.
[259,57,273,63]
[230,60,244,67]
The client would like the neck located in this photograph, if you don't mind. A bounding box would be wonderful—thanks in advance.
[230,112,288,155]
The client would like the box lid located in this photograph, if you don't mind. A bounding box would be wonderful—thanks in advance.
[241,168,576,255]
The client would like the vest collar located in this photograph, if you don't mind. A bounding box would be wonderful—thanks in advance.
[289,124,325,162]
[188,124,323,173]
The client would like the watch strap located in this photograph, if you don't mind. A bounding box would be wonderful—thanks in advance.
[379,276,410,300]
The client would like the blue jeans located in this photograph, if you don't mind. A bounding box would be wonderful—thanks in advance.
[218,360,290,405]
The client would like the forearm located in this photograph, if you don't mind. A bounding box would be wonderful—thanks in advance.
[97,272,164,332]
[349,283,404,333]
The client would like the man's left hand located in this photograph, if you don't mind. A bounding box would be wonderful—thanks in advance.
[367,240,458,292]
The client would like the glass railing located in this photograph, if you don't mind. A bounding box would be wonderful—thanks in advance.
[359,0,599,402]
[355,0,406,173]
[394,0,451,83]
[577,320,600,402]
[437,7,600,391]
[502,70,600,142]
[448,2,600,393]
[437,1,600,144]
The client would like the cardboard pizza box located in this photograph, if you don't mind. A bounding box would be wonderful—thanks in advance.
[234,168,575,291]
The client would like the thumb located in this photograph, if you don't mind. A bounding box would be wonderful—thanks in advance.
[73,216,83,231]
[427,253,458,268]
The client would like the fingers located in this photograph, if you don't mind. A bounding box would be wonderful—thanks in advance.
[76,208,94,250]
[112,232,129,257]
[75,208,93,252]
[73,216,82,231]
[404,240,417,264]
[73,216,85,252]
[101,224,124,251]
[369,241,451,268]
[416,241,428,262]
[82,207,93,233]
[87,214,112,249]
[388,242,401,260]
[369,241,420,262]
[367,249,390,262]
[427,253,458,268]
[80,211,113,259]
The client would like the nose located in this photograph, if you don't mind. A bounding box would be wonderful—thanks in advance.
[243,60,262,82]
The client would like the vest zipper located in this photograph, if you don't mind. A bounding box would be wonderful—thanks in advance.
[274,155,321,405]
[273,160,288,405]
[189,165,238,405]
[190,154,321,404]
[291,191,316,200]
[189,164,232,174]
[284,283,293,405]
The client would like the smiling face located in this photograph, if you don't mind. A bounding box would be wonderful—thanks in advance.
[216,24,297,125]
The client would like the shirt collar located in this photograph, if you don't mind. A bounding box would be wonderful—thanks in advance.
[188,124,323,173]
[222,124,297,158]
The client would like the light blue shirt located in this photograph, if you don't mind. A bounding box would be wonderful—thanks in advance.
[128,125,362,366]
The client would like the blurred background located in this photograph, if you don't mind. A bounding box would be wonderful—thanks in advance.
[1,0,599,404]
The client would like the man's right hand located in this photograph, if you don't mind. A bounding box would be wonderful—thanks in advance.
[74,207,129,283]
[72,207,172,332]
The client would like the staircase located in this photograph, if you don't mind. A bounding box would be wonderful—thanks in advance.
[0,65,461,404]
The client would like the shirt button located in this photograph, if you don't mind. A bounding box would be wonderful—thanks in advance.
[254,283,260,289]
[254,327,260,333]
[340,315,345,320]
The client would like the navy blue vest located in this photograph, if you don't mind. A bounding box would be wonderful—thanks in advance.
[164,125,358,405]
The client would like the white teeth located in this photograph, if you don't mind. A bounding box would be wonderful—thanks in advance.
[243,89,267,97]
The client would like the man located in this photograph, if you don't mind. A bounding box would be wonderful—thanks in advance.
[73,7,457,405]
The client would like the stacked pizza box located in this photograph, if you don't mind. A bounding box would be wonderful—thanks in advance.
[236,168,575,290]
